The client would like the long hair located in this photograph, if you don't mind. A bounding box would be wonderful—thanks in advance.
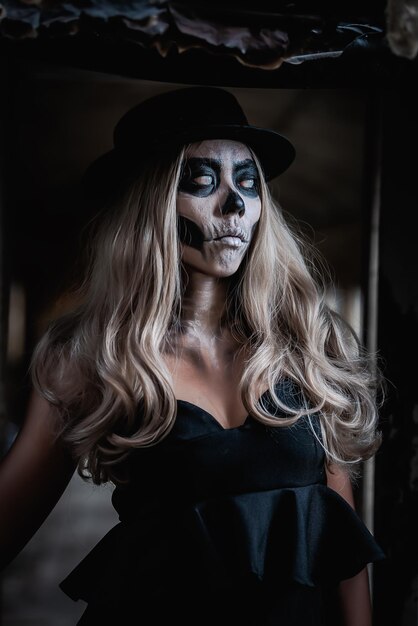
[31,145,383,484]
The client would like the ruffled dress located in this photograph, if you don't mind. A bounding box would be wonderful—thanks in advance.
[60,380,385,625]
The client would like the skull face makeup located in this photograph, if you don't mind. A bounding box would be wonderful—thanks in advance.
[177,140,262,278]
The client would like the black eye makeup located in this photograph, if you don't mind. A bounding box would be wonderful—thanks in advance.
[178,156,260,197]
[178,158,219,196]
[234,160,260,197]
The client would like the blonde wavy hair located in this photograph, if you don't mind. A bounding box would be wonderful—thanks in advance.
[31,145,383,484]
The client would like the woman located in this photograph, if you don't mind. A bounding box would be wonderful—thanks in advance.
[0,86,385,624]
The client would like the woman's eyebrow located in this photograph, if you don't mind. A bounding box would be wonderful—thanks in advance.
[183,157,257,171]
[183,157,221,170]
[234,159,258,172]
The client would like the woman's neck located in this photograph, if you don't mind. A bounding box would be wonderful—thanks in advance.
[180,269,229,338]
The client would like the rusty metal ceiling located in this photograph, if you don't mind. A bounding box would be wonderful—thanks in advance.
[0,1,417,86]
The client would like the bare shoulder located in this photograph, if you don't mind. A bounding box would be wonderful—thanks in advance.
[0,387,77,489]
[3,388,73,460]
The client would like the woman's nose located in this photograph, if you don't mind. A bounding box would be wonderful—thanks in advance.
[220,190,245,216]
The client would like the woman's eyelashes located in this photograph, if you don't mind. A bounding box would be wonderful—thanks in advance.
[194,174,214,186]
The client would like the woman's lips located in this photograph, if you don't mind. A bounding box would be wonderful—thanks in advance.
[211,236,247,247]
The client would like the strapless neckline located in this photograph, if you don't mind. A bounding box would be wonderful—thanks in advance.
[176,398,253,431]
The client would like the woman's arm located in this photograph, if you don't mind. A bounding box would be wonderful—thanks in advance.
[326,463,373,626]
[0,388,77,570]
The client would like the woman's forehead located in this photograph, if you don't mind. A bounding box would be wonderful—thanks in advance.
[185,139,254,161]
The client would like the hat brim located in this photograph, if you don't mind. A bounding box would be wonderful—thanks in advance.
[82,125,295,207]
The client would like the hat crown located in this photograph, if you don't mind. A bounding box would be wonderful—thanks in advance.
[113,87,249,149]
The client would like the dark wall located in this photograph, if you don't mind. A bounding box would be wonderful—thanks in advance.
[373,91,418,625]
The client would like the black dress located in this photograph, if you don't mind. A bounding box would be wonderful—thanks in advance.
[60,380,385,625]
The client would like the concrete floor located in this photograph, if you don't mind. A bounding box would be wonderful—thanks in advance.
[0,473,119,625]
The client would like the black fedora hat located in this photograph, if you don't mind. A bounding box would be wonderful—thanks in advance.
[82,86,295,205]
